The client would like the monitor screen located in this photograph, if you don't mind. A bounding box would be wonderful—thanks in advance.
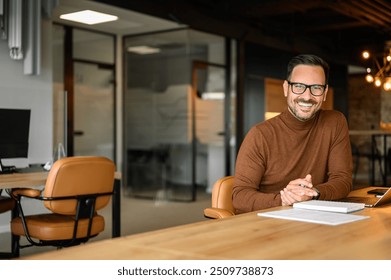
[0,108,31,160]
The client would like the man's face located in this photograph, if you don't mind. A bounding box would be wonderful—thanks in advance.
[283,65,328,122]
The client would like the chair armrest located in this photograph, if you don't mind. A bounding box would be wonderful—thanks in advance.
[11,188,42,198]
[204,207,235,219]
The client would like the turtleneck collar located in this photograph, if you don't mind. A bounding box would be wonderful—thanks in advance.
[280,108,320,130]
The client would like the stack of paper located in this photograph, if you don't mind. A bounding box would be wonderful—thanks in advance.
[292,200,365,213]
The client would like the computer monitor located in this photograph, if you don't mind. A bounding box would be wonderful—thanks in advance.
[0,108,31,173]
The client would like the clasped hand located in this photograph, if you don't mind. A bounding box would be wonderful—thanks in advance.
[280,174,318,206]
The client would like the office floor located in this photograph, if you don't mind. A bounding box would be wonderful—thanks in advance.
[0,188,211,258]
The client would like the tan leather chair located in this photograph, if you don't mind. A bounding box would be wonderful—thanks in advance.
[0,190,15,214]
[0,191,15,258]
[204,176,235,219]
[10,156,115,250]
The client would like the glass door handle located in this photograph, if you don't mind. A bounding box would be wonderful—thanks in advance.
[73,130,84,136]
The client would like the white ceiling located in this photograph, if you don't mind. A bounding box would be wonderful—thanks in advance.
[53,0,185,35]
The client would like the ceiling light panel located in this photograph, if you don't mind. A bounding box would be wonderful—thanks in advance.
[127,46,161,55]
[60,10,118,25]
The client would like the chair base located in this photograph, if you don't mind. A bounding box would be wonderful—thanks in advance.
[18,235,98,249]
[11,213,104,248]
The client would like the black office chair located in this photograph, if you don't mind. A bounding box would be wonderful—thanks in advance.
[388,148,391,174]
[351,143,360,185]
[351,141,384,185]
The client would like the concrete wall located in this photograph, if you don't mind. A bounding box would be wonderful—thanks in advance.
[0,19,53,233]
[0,20,53,166]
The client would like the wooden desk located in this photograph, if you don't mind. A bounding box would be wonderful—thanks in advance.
[22,187,391,260]
[0,171,122,257]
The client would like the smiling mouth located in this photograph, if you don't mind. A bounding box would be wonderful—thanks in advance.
[297,101,315,109]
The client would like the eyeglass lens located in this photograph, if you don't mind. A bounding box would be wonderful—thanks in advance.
[290,83,324,96]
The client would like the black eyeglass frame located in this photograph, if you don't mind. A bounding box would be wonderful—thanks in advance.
[287,81,327,96]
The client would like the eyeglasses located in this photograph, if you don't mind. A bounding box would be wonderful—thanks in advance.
[287,81,326,96]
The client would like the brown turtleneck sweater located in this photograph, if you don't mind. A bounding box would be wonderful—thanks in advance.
[232,109,353,214]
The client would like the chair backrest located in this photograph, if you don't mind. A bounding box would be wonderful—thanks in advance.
[211,175,235,214]
[0,195,15,214]
[43,156,115,215]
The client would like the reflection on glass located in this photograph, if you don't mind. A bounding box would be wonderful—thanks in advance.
[124,29,231,201]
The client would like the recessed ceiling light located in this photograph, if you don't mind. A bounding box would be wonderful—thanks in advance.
[127,46,161,55]
[60,10,118,25]
[201,92,225,100]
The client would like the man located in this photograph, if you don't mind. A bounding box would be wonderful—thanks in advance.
[232,54,352,214]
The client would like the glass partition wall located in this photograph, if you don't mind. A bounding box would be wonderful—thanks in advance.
[52,25,115,161]
[124,29,235,201]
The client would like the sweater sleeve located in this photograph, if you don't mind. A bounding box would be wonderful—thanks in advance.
[232,127,282,214]
[315,113,353,200]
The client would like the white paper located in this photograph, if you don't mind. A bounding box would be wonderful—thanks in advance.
[258,208,370,226]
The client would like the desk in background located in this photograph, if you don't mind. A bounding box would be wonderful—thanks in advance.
[22,187,391,260]
[0,171,121,258]
[350,130,391,186]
